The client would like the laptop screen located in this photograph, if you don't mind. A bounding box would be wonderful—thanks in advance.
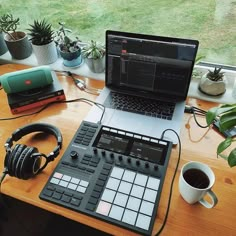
[105,30,199,100]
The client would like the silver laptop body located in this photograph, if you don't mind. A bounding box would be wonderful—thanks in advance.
[85,30,199,144]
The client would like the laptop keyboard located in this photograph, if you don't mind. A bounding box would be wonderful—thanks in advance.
[106,92,175,120]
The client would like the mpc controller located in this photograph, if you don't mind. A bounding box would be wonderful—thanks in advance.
[40,121,173,235]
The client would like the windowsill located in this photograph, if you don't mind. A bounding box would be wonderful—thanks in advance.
[0,51,105,81]
[1,52,235,104]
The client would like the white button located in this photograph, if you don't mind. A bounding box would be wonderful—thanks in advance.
[68,183,77,190]
[122,170,136,183]
[113,192,128,207]
[59,180,68,187]
[71,177,80,185]
[147,177,160,190]
[126,196,141,212]
[109,205,124,221]
[50,177,60,185]
[134,173,148,186]
[76,186,86,193]
[62,175,71,182]
[139,201,154,216]
[130,185,144,199]
[101,189,116,203]
[111,166,124,179]
[118,181,132,195]
[80,180,89,187]
[143,188,157,203]
[122,209,137,226]
[106,177,120,191]
[136,213,151,230]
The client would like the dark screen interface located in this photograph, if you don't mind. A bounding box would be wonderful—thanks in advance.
[95,132,165,165]
[107,34,198,98]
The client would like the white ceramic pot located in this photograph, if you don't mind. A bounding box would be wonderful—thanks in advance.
[198,73,227,96]
[32,41,58,65]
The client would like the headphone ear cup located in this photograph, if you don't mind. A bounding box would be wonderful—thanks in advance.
[17,146,40,180]
[7,144,26,177]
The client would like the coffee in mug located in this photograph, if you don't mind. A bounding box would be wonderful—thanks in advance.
[179,161,218,208]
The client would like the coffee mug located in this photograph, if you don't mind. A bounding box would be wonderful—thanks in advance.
[179,161,218,208]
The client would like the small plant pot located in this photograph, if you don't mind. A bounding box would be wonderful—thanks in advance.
[198,73,227,96]
[4,31,32,59]
[59,48,82,68]
[85,56,105,73]
[32,41,58,65]
[0,32,8,55]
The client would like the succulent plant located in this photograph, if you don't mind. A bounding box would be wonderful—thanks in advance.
[28,19,54,45]
[206,67,224,81]
[0,13,20,40]
[55,22,81,53]
[82,40,105,59]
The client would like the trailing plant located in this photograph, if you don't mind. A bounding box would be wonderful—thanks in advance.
[82,40,105,59]
[206,67,224,81]
[28,19,54,45]
[0,13,20,40]
[55,22,81,53]
[206,103,236,167]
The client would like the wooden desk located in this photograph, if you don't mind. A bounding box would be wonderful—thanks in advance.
[0,64,235,235]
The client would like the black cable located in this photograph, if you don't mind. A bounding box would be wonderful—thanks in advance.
[155,129,181,236]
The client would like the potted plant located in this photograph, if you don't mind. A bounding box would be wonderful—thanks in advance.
[198,67,227,96]
[0,13,32,59]
[82,40,105,73]
[206,103,236,167]
[28,19,58,65]
[55,22,82,68]
[0,27,8,55]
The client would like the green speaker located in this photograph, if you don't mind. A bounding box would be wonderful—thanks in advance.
[0,66,54,94]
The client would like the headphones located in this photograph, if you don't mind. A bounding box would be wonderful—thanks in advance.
[3,123,63,180]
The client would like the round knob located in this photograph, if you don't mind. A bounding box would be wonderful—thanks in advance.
[110,152,114,158]
[127,157,131,163]
[136,160,140,166]
[93,148,98,154]
[118,155,123,161]
[154,165,158,171]
[145,162,149,168]
[101,149,106,156]
[70,151,78,159]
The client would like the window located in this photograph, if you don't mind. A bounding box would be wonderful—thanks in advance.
[0,0,235,66]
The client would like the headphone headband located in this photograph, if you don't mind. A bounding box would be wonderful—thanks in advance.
[5,123,62,169]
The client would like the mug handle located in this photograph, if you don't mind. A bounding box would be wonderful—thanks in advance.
[199,189,218,208]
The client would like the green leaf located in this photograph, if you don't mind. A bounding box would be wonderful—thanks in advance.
[206,107,218,125]
[219,110,236,131]
[228,148,236,167]
[217,137,232,155]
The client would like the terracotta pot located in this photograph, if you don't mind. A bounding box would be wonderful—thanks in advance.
[4,31,32,59]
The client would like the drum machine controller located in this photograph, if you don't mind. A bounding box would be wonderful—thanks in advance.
[40,121,173,236]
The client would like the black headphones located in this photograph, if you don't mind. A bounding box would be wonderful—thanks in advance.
[3,123,63,180]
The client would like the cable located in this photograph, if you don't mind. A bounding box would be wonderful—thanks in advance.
[155,129,181,236]
[55,70,101,95]
[185,105,209,128]
[0,97,106,124]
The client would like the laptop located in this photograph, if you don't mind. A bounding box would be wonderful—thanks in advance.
[85,30,199,144]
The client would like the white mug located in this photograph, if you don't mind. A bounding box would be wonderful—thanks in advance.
[179,161,218,208]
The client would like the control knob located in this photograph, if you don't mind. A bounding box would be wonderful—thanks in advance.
[70,151,78,159]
